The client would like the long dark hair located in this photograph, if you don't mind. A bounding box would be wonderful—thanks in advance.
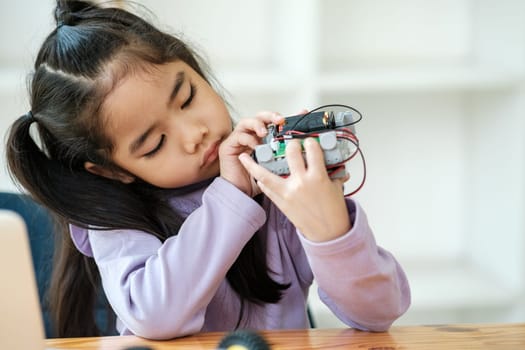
[5,0,288,337]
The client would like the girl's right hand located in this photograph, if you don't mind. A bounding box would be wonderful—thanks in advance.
[218,111,283,197]
[238,137,350,242]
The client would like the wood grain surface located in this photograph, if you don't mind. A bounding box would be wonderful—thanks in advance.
[45,323,525,350]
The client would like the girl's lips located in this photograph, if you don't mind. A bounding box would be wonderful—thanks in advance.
[201,141,220,168]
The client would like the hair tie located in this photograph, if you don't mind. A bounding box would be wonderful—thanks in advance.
[57,20,64,29]
[26,111,36,123]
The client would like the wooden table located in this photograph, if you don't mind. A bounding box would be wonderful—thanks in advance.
[45,323,525,349]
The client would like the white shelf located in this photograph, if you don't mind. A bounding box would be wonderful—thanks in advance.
[403,261,517,310]
[319,67,525,93]
[215,66,524,96]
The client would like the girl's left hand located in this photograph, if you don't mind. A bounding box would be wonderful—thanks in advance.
[219,112,283,197]
[239,137,351,242]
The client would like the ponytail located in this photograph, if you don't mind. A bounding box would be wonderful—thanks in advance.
[6,113,51,200]
[6,112,88,225]
[6,115,115,336]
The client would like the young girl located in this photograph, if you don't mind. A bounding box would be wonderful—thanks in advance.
[6,0,410,340]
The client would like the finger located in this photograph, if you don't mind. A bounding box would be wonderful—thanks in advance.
[328,166,350,182]
[230,132,262,151]
[303,138,326,175]
[333,176,348,196]
[238,153,284,188]
[235,117,269,137]
[285,139,306,174]
[253,111,284,125]
[335,174,349,186]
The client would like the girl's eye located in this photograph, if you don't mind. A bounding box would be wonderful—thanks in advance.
[144,134,165,158]
[181,83,196,109]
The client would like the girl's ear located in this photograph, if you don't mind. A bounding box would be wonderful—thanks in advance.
[84,161,135,184]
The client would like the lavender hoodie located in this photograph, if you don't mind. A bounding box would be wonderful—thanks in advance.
[70,177,410,340]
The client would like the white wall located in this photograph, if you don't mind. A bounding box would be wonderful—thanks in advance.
[1,0,524,327]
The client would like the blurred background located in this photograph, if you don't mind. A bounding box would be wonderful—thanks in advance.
[1,0,524,328]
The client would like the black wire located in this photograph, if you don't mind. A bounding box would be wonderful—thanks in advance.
[285,103,363,134]
[275,103,367,196]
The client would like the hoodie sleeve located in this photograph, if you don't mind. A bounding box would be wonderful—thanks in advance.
[77,178,266,339]
[297,199,411,331]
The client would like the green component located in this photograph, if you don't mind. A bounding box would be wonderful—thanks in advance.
[274,142,286,157]
[274,137,321,157]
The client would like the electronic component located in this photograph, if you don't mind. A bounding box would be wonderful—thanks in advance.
[277,110,355,134]
[252,110,358,179]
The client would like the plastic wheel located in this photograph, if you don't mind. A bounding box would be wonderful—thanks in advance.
[217,330,271,350]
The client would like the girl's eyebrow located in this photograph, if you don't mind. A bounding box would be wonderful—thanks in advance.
[167,71,185,107]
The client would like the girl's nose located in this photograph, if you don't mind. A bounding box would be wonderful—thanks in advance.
[181,120,209,154]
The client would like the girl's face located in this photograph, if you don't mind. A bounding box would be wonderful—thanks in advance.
[99,60,232,188]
